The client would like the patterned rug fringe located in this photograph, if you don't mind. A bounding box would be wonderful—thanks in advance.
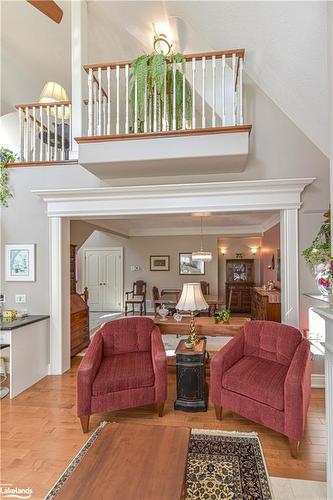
[191,428,258,438]
[43,421,109,500]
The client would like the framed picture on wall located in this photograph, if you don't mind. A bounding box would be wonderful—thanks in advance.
[5,244,36,281]
[150,255,170,271]
[179,253,205,275]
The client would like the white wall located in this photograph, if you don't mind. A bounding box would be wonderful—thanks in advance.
[77,230,219,303]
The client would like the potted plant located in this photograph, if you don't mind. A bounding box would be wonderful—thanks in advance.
[130,52,192,132]
[214,309,231,324]
[302,210,331,296]
[0,147,16,207]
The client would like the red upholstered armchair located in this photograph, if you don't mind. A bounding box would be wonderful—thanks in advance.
[77,317,167,432]
[211,320,311,457]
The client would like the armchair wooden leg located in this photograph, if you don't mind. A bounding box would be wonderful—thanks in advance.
[288,438,300,458]
[157,403,165,417]
[80,416,90,433]
[214,404,223,420]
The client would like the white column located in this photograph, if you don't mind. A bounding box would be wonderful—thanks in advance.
[49,217,70,374]
[280,208,299,327]
[70,0,87,158]
[312,308,333,499]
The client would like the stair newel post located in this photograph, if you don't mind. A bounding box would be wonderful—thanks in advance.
[39,106,43,161]
[97,67,102,136]
[18,107,23,162]
[32,106,36,161]
[172,60,177,130]
[125,64,129,134]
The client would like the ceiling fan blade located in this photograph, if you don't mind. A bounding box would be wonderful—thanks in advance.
[27,1,63,24]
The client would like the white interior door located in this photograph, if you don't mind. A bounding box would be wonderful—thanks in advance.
[84,248,123,312]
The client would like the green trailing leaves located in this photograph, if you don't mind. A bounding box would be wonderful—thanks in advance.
[130,52,192,132]
[0,147,16,207]
[302,212,331,272]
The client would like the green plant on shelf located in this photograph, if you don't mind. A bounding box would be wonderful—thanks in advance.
[302,210,331,273]
[214,309,231,324]
[0,147,16,207]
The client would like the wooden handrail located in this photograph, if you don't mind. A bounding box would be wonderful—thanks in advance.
[15,101,71,110]
[83,49,246,72]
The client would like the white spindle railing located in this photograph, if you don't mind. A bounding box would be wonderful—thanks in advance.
[15,101,72,163]
[83,49,245,137]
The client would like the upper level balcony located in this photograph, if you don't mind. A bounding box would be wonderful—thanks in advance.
[12,48,251,180]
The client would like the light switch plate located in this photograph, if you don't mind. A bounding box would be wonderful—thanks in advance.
[15,294,26,304]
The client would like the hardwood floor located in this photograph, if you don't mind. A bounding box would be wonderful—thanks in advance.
[1,358,326,500]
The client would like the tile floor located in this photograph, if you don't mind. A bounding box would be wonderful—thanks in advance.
[270,478,327,500]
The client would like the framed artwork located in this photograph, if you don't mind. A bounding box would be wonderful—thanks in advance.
[179,253,205,275]
[5,244,35,281]
[150,255,170,271]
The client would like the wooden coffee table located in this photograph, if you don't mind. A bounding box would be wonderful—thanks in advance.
[55,423,190,500]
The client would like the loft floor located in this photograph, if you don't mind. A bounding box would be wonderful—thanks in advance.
[1,358,326,500]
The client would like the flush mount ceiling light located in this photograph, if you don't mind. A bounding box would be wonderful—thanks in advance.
[153,24,172,55]
[192,216,212,262]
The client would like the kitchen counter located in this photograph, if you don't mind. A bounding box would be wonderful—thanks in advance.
[0,315,50,331]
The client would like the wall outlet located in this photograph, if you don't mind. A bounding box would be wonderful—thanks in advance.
[15,294,26,304]
[130,265,141,271]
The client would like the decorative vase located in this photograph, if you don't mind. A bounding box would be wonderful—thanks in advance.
[158,304,169,321]
[316,269,330,297]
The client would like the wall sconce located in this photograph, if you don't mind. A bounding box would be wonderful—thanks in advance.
[220,248,227,256]
[251,248,258,256]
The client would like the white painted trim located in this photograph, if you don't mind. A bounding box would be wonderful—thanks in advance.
[129,225,264,237]
[260,213,281,233]
[33,178,315,218]
[280,208,299,327]
[311,374,325,388]
[83,246,124,312]
[49,217,70,374]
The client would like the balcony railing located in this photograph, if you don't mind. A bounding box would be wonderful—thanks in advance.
[83,48,245,138]
[15,101,72,162]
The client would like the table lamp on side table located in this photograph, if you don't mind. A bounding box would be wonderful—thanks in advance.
[176,283,209,348]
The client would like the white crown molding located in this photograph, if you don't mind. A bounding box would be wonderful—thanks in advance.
[128,225,264,237]
[33,177,315,218]
[261,213,281,234]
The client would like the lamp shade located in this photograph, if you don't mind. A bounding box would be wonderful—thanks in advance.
[39,81,69,103]
[176,283,209,311]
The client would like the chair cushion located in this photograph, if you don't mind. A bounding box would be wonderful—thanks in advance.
[222,355,288,411]
[92,352,155,396]
[100,317,153,355]
[244,320,302,366]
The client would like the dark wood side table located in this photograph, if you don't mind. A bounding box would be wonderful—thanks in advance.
[174,338,208,412]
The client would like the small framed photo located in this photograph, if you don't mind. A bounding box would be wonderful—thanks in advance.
[150,255,170,271]
[179,253,205,275]
[5,244,35,281]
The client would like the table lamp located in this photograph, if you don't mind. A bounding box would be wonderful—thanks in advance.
[176,283,209,348]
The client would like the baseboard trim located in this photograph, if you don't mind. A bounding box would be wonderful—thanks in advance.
[311,374,325,388]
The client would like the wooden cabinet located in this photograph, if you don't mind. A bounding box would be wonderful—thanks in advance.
[174,339,207,412]
[225,259,254,313]
[70,245,90,357]
[251,287,281,322]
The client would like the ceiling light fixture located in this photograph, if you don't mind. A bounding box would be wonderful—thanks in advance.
[153,24,172,55]
[192,216,212,262]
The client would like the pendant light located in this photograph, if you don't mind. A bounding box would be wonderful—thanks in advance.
[192,216,212,262]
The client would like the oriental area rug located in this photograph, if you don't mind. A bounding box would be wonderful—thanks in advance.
[45,423,272,500]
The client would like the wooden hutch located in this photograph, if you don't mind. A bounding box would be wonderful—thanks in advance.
[225,259,254,313]
[70,245,90,356]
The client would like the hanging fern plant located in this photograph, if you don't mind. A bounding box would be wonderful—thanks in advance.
[0,147,16,207]
[130,52,192,132]
[302,210,331,273]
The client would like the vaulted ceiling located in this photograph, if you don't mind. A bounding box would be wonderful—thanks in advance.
[1,1,329,156]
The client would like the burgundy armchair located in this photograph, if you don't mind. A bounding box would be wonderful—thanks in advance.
[77,317,167,432]
[211,320,311,457]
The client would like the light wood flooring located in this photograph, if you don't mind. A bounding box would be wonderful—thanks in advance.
[1,358,326,500]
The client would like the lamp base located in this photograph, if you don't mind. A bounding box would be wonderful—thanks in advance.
[185,311,199,348]
[0,387,9,399]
